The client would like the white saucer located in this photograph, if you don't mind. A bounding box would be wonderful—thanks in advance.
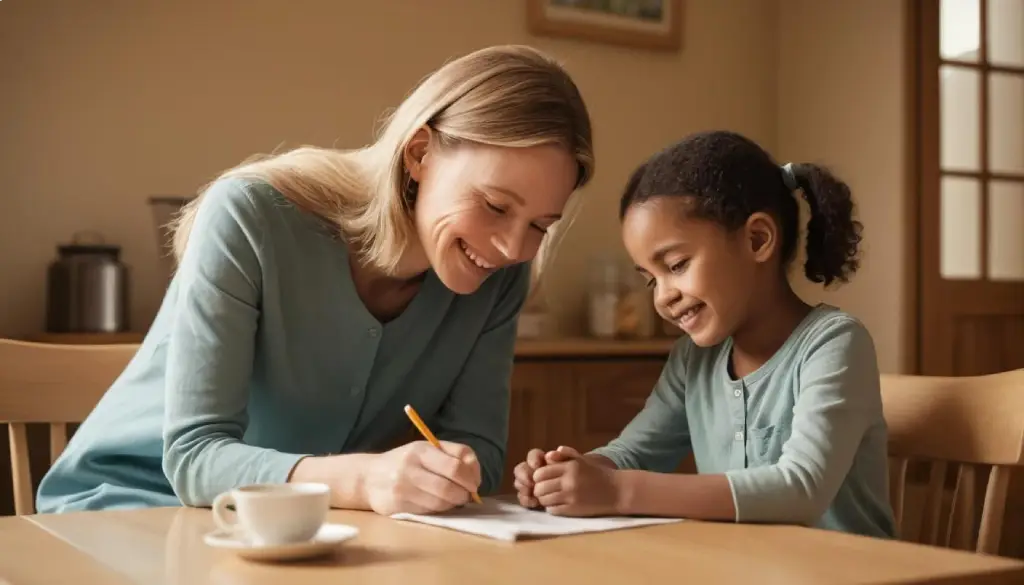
[203,523,360,561]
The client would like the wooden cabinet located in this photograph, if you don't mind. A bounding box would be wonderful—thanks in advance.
[498,343,693,495]
[576,360,664,449]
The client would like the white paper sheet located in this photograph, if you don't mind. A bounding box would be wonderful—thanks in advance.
[390,498,682,542]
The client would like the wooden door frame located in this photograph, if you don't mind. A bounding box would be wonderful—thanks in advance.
[904,0,922,375]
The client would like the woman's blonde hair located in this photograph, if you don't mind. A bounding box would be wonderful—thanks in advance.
[169,45,594,277]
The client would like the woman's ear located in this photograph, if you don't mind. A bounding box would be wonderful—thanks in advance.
[745,212,778,264]
[403,127,432,182]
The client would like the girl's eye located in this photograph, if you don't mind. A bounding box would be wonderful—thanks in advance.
[644,277,656,289]
[531,223,549,234]
[669,259,690,274]
[485,201,507,215]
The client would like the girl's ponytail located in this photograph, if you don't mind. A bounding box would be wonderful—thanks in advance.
[787,163,863,287]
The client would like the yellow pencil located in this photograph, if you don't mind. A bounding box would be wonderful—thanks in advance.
[404,404,483,504]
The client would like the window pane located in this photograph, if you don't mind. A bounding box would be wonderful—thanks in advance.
[988,181,1024,281]
[942,0,980,61]
[941,66,981,171]
[941,177,982,279]
[989,73,1024,174]
[988,0,1024,67]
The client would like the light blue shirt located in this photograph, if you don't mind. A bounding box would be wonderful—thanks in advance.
[591,304,896,538]
[37,177,528,512]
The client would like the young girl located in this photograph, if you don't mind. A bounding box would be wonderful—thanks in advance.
[512,130,896,538]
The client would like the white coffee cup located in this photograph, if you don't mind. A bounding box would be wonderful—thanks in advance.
[211,483,330,546]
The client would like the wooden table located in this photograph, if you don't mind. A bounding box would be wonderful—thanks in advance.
[2,506,1023,584]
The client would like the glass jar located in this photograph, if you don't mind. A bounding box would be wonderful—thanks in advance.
[517,262,551,339]
[587,257,622,339]
[615,275,656,339]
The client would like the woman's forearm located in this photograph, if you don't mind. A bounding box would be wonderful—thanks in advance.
[616,470,737,521]
[289,453,377,510]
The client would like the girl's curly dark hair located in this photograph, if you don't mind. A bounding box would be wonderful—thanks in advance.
[620,130,863,286]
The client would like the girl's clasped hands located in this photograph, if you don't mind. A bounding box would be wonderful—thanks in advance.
[512,446,624,517]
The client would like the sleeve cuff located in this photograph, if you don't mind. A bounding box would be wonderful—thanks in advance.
[725,470,744,522]
[260,451,311,485]
[587,445,635,470]
[725,467,802,524]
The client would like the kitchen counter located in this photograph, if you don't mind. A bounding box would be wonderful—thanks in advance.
[26,332,680,358]
[514,336,677,358]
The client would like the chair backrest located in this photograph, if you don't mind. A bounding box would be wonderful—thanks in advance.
[880,370,1024,555]
[0,339,139,515]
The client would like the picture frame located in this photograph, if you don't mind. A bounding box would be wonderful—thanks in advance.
[526,0,683,52]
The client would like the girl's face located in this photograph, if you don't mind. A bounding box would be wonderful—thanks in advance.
[407,133,578,294]
[621,197,764,347]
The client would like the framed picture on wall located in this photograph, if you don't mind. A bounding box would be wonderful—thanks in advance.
[526,0,683,52]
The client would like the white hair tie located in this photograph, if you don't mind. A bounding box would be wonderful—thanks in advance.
[781,163,799,191]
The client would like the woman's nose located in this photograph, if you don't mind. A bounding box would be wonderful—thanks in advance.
[491,224,527,263]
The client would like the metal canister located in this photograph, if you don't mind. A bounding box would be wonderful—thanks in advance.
[45,231,130,333]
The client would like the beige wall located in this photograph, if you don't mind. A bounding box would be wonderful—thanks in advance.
[0,1,910,372]
[0,0,778,339]
[777,0,909,373]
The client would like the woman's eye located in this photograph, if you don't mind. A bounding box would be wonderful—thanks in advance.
[485,201,507,215]
[531,223,549,234]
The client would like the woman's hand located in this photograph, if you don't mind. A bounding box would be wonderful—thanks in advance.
[532,446,624,517]
[512,448,547,508]
[363,440,481,516]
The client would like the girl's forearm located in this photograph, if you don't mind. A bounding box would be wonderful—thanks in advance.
[616,470,737,521]
[584,453,618,469]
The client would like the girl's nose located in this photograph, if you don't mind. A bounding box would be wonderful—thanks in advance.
[654,280,681,309]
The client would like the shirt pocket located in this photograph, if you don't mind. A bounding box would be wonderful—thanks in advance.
[747,422,791,467]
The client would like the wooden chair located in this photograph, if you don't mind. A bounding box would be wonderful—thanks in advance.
[0,339,139,515]
[881,369,1024,555]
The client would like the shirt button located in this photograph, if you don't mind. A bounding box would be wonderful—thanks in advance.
[350,386,361,396]
[734,431,744,441]
[368,327,379,337]
[733,388,742,398]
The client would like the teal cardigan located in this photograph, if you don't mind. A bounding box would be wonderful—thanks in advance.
[591,305,896,538]
[37,177,528,512]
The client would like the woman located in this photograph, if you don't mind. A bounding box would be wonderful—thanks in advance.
[37,45,594,515]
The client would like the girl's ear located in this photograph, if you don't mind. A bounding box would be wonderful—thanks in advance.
[745,212,778,264]
[403,126,432,182]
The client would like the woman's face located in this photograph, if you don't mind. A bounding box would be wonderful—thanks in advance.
[407,132,578,294]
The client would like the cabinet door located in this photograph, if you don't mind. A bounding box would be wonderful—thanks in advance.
[500,362,576,494]
[574,360,665,452]
[575,359,695,473]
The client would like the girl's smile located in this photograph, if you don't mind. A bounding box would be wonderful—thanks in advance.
[675,301,706,331]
